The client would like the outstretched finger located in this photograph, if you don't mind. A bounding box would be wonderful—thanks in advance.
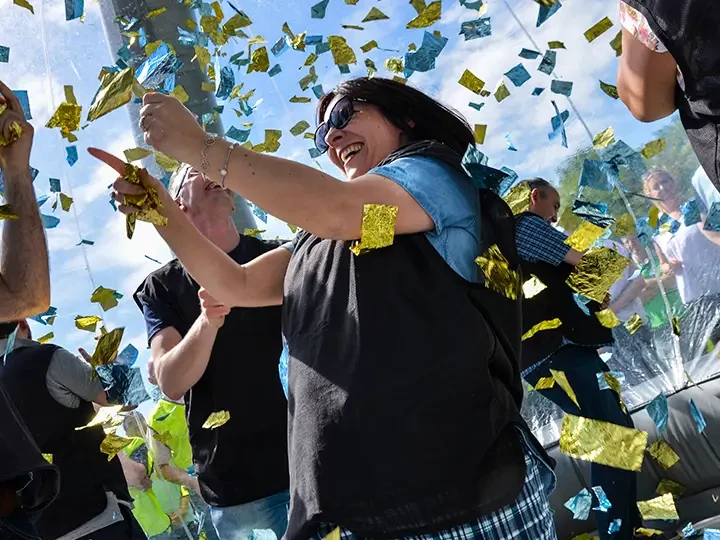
[78,347,92,362]
[0,81,22,118]
[88,147,128,175]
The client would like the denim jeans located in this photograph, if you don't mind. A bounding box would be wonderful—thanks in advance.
[524,345,642,540]
[210,490,289,540]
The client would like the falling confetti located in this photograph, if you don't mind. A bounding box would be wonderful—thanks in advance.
[203,411,231,429]
[350,204,398,256]
[584,17,613,42]
[406,1,441,29]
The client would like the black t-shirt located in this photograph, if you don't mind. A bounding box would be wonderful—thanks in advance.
[133,236,289,507]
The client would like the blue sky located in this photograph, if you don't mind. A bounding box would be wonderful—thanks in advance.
[0,0,674,408]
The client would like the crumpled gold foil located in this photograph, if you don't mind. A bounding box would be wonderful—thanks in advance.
[247,46,269,73]
[634,528,663,538]
[603,372,627,413]
[350,204,398,256]
[596,308,622,328]
[637,493,678,521]
[522,318,562,341]
[593,126,615,149]
[253,129,282,153]
[37,332,53,344]
[0,205,19,220]
[0,111,23,148]
[76,405,123,431]
[646,439,680,470]
[243,228,266,238]
[124,147,153,162]
[565,221,605,252]
[202,410,231,429]
[534,376,556,390]
[42,453,53,464]
[75,315,103,332]
[100,432,134,461]
[560,413,648,471]
[671,316,681,336]
[385,58,404,74]
[614,214,636,237]
[91,285,120,311]
[566,247,630,303]
[153,430,173,447]
[625,313,644,334]
[154,152,179,172]
[123,163,168,239]
[328,36,357,65]
[406,0,441,28]
[655,478,686,498]
[649,206,659,229]
[87,68,134,122]
[523,275,546,299]
[503,182,531,215]
[550,368,580,407]
[90,327,124,374]
[475,244,520,300]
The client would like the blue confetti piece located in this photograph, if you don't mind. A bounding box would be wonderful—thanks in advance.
[315,42,331,55]
[405,31,448,77]
[690,399,707,433]
[109,197,117,211]
[29,306,57,325]
[305,35,323,45]
[3,326,17,364]
[159,172,171,190]
[30,167,39,181]
[229,51,246,66]
[268,64,282,77]
[77,239,94,246]
[49,178,61,193]
[271,37,289,57]
[41,214,60,229]
[505,64,531,87]
[215,65,235,100]
[36,195,49,208]
[66,145,78,167]
[597,370,625,390]
[505,133,518,152]
[0,46,9,63]
[669,219,681,233]
[338,64,350,74]
[564,488,592,520]
[608,519,622,534]
[138,27,147,48]
[177,26,198,47]
[704,202,720,232]
[312,84,325,99]
[468,102,484,111]
[681,198,701,227]
[499,167,518,194]
[573,293,591,315]
[308,148,321,159]
[578,159,619,192]
[572,200,615,228]
[537,0,562,27]
[14,90,31,119]
[459,18,492,41]
[531,87,545,96]
[592,486,612,512]
[226,126,251,143]
[551,80,574,96]
[117,44,132,62]
[117,344,139,367]
[144,254,161,263]
[549,100,568,148]
[459,0,486,9]
[538,50,557,75]
[461,145,511,193]
[704,529,720,539]
[96,363,149,407]
[279,341,289,399]
[135,42,183,91]
[682,523,697,537]
[64,0,84,21]
[253,205,268,223]
[647,393,668,434]
[115,58,128,70]
[519,48,541,60]
[311,0,329,19]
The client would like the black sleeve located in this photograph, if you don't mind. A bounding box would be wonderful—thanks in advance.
[133,273,184,344]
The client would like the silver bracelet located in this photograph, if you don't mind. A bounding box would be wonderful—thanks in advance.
[200,135,216,174]
[219,141,237,188]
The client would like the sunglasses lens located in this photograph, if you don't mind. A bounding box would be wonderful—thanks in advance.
[314,124,329,153]
[331,98,354,130]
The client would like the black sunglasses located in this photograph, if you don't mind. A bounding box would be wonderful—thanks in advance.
[314,96,360,154]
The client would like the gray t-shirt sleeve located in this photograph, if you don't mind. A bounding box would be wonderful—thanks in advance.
[45,348,105,408]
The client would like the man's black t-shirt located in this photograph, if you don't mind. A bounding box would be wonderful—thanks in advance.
[133,236,289,507]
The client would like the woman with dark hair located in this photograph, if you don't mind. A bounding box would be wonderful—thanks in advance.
[90,77,556,540]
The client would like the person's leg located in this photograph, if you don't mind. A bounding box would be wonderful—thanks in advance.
[528,346,640,540]
[0,509,41,540]
[210,490,290,540]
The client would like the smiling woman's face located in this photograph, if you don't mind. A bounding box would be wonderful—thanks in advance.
[322,96,407,180]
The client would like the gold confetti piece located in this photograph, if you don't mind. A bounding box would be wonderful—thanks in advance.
[458,69,485,94]
[91,286,120,311]
[571,535,598,540]
[584,17,613,42]
[361,40,378,53]
[610,31,623,56]
[565,221,605,252]
[475,244,520,300]
[637,493,678,521]
[550,368,580,407]
[350,204,398,256]
[290,120,310,136]
[0,116,22,147]
[523,275,547,299]
[596,308,622,328]
[408,43,417,51]
[648,206,659,229]
[201,81,215,92]
[145,40,175,58]
[365,58,377,78]
[641,138,667,159]
[153,429,173,447]
[480,89,491,97]
[362,7,389,22]
[560,413,648,471]
[707,340,715,353]
[42,454,53,464]
[247,46,270,73]
[76,405,124,431]
[0,205,19,220]
[168,84,189,104]
[534,376,556,390]
[392,76,407,85]
[123,147,154,162]
[58,193,73,212]
[247,36,267,46]
[243,228,266,237]
[345,0,359,4]
[194,45,211,73]
[122,163,168,239]
[634,528,663,538]
[614,214,636,237]
[303,133,314,140]
[45,102,82,141]
[656,478,686,498]
[548,40,566,49]
[202,410,231,429]
[625,313,643,334]
[304,53,319,66]
[37,332,53,344]
[13,0,34,13]
[90,327,124,371]
[646,439,680,469]
[299,66,318,91]
[409,0,427,14]
[75,315,103,332]
[323,527,341,540]
[599,81,619,99]
[406,0,441,29]
[503,182,531,215]
[603,372,627,413]
[147,6,166,18]
[200,15,227,47]
[154,152,179,172]
[328,36,357,66]
[593,126,615,149]
[566,247,631,303]
[87,68,134,122]
[385,58,404,74]
[523,319,562,341]
[64,85,78,105]
[290,96,311,103]
[253,129,282,154]
[672,316,681,336]
[223,12,253,36]
[494,80,511,103]
[100,432,134,461]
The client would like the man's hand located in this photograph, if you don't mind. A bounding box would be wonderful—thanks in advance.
[199,287,230,329]
[0,81,34,172]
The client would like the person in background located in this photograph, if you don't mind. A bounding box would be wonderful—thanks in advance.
[132,165,289,540]
[0,81,57,540]
[0,319,144,539]
[617,0,720,194]
[514,178,641,539]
